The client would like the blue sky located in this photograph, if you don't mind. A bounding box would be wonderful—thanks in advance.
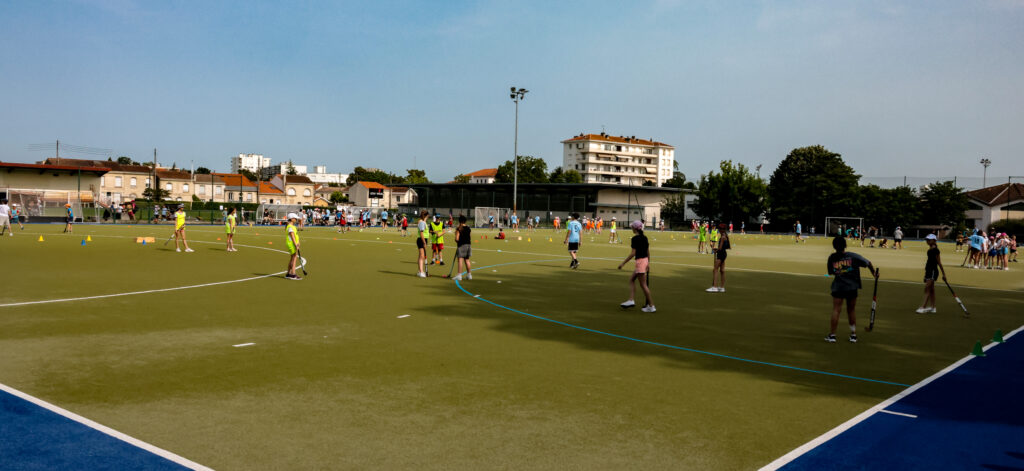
[1,0,1021,184]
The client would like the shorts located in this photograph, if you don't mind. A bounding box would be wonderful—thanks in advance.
[988,249,997,257]
[225,225,232,234]
[416,238,425,249]
[67,217,74,224]
[716,250,728,262]
[924,267,939,282]
[567,242,579,252]
[895,238,903,243]
[831,290,858,300]
[634,257,649,274]
[287,243,297,255]
[456,244,471,259]
[432,243,444,252]
[0,216,8,227]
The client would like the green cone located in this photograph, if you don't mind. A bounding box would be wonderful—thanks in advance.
[971,341,986,357]
[993,330,1004,343]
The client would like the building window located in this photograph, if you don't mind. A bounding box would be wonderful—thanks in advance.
[287,188,296,196]
[246,193,253,202]
[165,183,172,191]
[198,185,206,195]
[303,189,312,197]
[603,144,613,151]
[130,177,137,188]
[183,183,189,192]
[114,176,123,188]
[145,178,151,188]
[215,186,223,195]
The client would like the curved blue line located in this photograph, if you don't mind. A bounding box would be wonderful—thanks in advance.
[453,258,910,388]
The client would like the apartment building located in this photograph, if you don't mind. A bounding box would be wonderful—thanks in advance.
[561,133,675,186]
[230,153,271,174]
[261,162,308,179]
[305,165,350,185]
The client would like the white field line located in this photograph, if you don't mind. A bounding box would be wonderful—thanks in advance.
[760,324,1024,470]
[232,343,255,348]
[878,410,918,418]
[1,238,292,308]
[0,382,213,470]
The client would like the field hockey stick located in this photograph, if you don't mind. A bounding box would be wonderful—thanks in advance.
[297,248,308,276]
[443,250,459,278]
[867,268,879,332]
[943,278,969,317]
[164,231,176,246]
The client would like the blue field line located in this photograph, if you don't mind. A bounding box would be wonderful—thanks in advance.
[453,258,911,388]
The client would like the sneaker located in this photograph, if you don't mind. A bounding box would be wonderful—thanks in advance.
[176,248,181,252]
[440,261,445,265]
[185,248,194,252]
[705,287,718,292]
[417,272,426,278]
[718,287,726,293]
[620,300,636,308]
[915,307,929,314]
[466,273,472,280]
[929,307,937,313]
[289,275,302,281]
[453,274,462,281]
[825,334,837,343]
[849,334,858,343]
[641,305,657,313]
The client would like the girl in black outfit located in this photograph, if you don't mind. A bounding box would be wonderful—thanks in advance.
[916,234,946,314]
[618,220,655,312]
[707,223,730,292]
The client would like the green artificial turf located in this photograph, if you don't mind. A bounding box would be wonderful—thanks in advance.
[1,223,1021,470]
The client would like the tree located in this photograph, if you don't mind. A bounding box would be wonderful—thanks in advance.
[403,169,430,184]
[453,174,471,183]
[286,162,298,176]
[548,167,583,184]
[694,160,768,224]
[767,145,860,230]
[239,169,259,182]
[919,180,969,227]
[347,166,398,186]
[663,162,696,189]
[857,185,921,233]
[116,156,138,165]
[329,191,349,203]
[142,187,171,201]
[495,156,548,183]
[661,193,689,227]
[195,167,212,174]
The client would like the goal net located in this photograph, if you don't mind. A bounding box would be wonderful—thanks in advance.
[257,204,302,223]
[473,207,509,228]
[824,216,864,238]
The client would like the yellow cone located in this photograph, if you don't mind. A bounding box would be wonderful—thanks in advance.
[527,238,532,242]
[38,235,44,242]
[86,235,92,242]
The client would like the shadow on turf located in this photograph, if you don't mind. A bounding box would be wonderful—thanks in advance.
[406,260,966,397]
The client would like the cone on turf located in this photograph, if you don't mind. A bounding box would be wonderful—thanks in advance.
[37,235,44,242]
[970,341,986,357]
[86,235,92,242]
[993,329,1004,343]
[81,239,87,246]
[142,240,147,245]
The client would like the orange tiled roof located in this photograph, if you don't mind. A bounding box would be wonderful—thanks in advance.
[155,169,193,180]
[464,168,498,178]
[562,133,673,148]
[358,181,386,189]
[213,173,257,187]
[258,182,283,194]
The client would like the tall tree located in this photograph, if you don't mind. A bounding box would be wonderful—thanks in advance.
[116,156,137,165]
[452,174,471,183]
[239,169,259,182]
[857,184,921,233]
[919,180,969,227]
[662,161,696,189]
[286,162,298,176]
[403,169,430,184]
[195,167,212,174]
[694,160,768,223]
[767,145,860,230]
[329,191,349,203]
[549,167,582,183]
[346,166,398,186]
[495,156,549,183]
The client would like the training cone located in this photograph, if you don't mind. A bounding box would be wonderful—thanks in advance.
[142,240,147,245]
[37,235,44,242]
[86,235,92,242]
[548,238,553,242]
[81,239,87,246]
[527,238,531,242]
[993,329,1004,343]
[388,241,393,244]
[217,237,222,241]
[268,241,273,245]
[971,341,986,357]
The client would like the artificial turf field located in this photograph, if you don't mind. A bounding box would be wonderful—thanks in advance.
[1,223,1022,470]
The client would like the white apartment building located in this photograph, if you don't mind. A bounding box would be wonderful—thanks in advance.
[261,162,308,178]
[562,133,675,186]
[230,153,272,173]
[305,166,350,185]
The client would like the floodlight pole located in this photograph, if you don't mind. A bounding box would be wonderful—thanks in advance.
[980,158,992,187]
[510,86,528,214]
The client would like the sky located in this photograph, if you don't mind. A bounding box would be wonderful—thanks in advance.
[1,0,1022,185]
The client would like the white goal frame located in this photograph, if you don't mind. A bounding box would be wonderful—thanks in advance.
[473,207,510,228]
[824,216,864,238]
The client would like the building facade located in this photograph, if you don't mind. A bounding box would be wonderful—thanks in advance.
[561,133,675,186]
[230,153,271,174]
[42,158,154,204]
[261,163,308,179]
[193,174,226,202]
[305,166,350,185]
[462,168,498,184]
[268,174,316,206]
[156,169,195,202]
[214,173,259,203]
[965,182,1024,230]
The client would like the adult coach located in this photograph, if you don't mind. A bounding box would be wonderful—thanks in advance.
[174,205,194,253]
[916,234,945,313]
[564,213,582,269]
[285,213,302,280]
[893,226,904,250]
[825,236,877,343]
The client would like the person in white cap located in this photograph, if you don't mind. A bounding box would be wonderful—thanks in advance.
[608,217,619,244]
[285,213,302,280]
[916,233,945,313]
[618,220,655,312]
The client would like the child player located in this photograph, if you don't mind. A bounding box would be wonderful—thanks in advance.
[706,223,730,292]
[225,207,237,252]
[0,199,10,236]
[916,234,945,313]
[12,203,24,231]
[401,214,409,237]
[64,203,74,233]
[563,213,582,269]
[825,235,877,343]
[608,217,619,244]
[618,220,655,312]
[430,215,445,265]
[174,205,194,253]
[285,213,302,280]
[454,215,472,281]
[416,210,430,278]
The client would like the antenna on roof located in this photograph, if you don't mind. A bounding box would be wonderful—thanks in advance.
[601,124,605,134]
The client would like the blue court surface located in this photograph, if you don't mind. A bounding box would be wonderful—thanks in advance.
[770,326,1024,470]
[0,385,201,471]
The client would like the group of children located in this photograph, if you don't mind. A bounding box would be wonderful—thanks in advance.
[0,199,27,236]
[962,229,1016,270]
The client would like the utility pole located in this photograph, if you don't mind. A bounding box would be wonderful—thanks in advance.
[56,139,60,164]
[980,158,992,187]
[509,86,528,214]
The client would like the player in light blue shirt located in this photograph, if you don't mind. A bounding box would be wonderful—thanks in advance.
[381,209,389,230]
[563,212,583,269]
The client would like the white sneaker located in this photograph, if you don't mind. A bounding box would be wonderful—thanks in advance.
[929,307,937,313]
[705,287,718,292]
[176,248,181,252]
[915,307,929,314]
[718,287,726,293]
[185,248,194,253]
[620,300,636,308]
[453,274,462,281]
[641,305,657,313]
[466,273,472,280]
[417,272,426,278]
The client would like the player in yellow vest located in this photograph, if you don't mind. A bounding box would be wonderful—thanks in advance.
[174,205,193,253]
[285,213,302,280]
[430,216,445,265]
[225,207,237,252]
[608,217,619,244]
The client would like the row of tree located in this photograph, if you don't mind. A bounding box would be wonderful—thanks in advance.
[663,145,970,231]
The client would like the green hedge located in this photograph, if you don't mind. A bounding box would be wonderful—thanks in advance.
[990,218,1024,236]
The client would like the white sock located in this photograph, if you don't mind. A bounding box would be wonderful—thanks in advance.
[849,325,857,334]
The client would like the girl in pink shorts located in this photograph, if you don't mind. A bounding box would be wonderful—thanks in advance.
[618,220,655,312]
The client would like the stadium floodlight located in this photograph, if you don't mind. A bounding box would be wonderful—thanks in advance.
[510,86,529,214]
[980,158,992,187]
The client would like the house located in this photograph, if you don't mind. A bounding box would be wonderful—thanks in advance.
[268,174,316,206]
[155,169,195,202]
[193,174,227,202]
[43,158,153,204]
[965,182,1024,229]
[257,181,285,204]
[213,173,259,203]
[389,186,416,206]
[462,168,498,184]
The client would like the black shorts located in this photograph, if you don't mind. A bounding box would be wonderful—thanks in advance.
[716,250,728,261]
[831,290,858,300]
[66,217,73,224]
[924,268,939,282]
[567,242,579,252]
[895,238,903,243]
[416,238,425,249]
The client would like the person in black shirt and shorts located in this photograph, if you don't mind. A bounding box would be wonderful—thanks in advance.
[706,223,730,293]
[618,220,655,312]
[826,236,877,343]
[916,233,946,314]
[454,215,473,281]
